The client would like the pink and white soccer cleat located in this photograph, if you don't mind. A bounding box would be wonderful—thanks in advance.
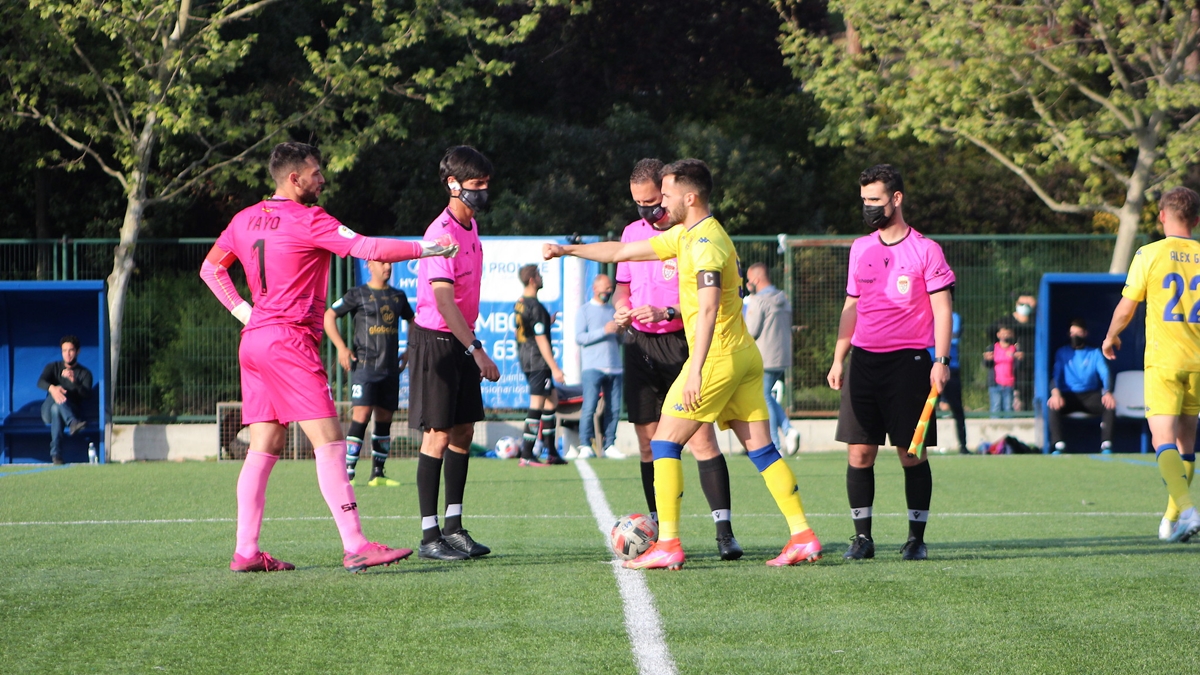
[766,529,822,566]
[622,538,685,570]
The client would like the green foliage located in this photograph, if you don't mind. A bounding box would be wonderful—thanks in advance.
[781,0,1200,227]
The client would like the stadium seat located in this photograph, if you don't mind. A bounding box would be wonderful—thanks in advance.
[1112,370,1150,454]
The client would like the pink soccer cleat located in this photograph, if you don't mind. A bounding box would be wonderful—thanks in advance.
[766,529,822,566]
[622,538,685,570]
[230,551,296,573]
[343,542,413,573]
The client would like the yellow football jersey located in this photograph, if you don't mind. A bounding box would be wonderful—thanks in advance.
[1122,237,1200,371]
[648,216,755,357]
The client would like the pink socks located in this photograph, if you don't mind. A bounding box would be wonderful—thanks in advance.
[314,441,369,554]
[235,451,278,559]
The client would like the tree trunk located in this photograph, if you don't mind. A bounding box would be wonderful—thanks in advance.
[1109,134,1157,274]
[106,187,146,392]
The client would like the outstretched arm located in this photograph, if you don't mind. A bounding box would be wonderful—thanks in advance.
[349,236,458,263]
[543,239,658,263]
[199,244,252,325]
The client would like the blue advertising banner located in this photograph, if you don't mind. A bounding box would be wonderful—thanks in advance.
[350,236,600,410]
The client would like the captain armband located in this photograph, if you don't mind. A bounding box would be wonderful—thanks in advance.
[696,270,721,289]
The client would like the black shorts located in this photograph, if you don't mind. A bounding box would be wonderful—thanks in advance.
[407,324,485,431]
[623,328,689,425]
[835,347,937,448]
[350,368,399,410]
[524,368,554,398]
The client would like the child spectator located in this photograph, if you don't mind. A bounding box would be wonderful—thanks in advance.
[985,326,1023,413]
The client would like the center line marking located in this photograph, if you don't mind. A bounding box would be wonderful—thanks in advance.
[575,458,677,675]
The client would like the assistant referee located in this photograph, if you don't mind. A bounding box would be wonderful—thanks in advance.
[827,164,955,562]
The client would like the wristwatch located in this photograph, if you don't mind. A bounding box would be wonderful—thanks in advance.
[933,356,951,365]
[665,306,677,321]
[465,339,483,355]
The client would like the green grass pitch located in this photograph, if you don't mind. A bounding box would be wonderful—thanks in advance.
[1,452,1195,674]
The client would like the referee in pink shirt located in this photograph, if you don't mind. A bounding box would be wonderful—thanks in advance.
[827,164,955,562]
[408,146,501,562]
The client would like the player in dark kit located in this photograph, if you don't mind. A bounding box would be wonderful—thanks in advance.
[324,259,414,486]
[514,264,567,466]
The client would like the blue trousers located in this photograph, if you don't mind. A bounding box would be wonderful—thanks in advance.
[580,370,622,449]
[763,368,788,448]
[41,396,80,458]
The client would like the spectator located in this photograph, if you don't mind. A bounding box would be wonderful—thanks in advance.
[938,311,969,454]
[38,335,92,464]
[745,262,799,454]
[571,274,623,459]
[984,326,1022,413]
[988,293,1036,410]
[1048,318,1115,453]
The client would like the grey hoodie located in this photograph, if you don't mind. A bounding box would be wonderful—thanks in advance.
[745,284,792,370]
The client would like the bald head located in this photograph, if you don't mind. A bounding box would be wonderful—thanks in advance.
[592,274,613,303]
[747,263,770,290]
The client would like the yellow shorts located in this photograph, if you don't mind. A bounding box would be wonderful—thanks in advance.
[661,347,769,429]
[1144,365,1200,417]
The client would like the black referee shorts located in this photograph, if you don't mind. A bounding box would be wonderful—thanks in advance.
[835,347,936,448]
[407,324,485,431]
[623,328,689,425]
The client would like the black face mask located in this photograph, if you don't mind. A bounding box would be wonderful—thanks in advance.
[863,204,889,229]
[1070,335,1086,349]
[637,203,666,225]
[457,188,489,212]
[598,292,611,303]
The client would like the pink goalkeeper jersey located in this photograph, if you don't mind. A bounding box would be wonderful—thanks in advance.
[216,197,363,338]
[615,219,685,334]
[846,227,955,352]
[414,208,483,332]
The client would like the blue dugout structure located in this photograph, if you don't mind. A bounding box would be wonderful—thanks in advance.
[0,281,108,464]
[1035,273,1145,454]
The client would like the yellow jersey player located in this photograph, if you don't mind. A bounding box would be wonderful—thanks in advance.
[544,159,821,569]
[1104,186,1200,543]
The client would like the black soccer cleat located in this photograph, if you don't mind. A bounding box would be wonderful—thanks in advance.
[443,529,491,557]
[716,533,744,561]
[418,538,470,561]
[843,534,875,560]
[545,454,568,465]
[900,537,928,561]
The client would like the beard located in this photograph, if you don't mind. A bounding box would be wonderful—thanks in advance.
[664,205,687,228]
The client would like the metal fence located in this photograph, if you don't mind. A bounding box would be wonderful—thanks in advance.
[2,234,1136,419]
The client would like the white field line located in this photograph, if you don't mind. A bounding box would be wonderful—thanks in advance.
[0,511,1163,527]
[575,458,678,675]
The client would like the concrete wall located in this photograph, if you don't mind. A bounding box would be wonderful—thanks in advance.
[109,416,1038,462]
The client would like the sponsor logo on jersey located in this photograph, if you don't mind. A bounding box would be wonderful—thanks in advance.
[337,225,357,239]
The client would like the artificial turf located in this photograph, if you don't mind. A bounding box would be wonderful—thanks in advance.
[0,452,1193,674]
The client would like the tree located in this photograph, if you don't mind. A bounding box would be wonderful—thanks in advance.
[1,0,579,385]
[778,0,1200,272]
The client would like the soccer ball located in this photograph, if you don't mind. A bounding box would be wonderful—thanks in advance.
[610,513,658,560]
[494,436,520,459]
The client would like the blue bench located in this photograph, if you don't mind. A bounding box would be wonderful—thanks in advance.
[0,281,108,464]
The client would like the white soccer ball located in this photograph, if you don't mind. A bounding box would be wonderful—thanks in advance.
[610,513,659,560]
[494,436,520,459]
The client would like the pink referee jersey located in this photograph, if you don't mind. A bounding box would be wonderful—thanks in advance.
[615,219,685,334]
[216,197,363,339]
[846,228,955,352]
[415,208,483,332]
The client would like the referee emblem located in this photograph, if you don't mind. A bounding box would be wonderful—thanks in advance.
[896,274,911,295]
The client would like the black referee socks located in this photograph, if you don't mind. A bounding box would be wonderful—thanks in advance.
[697,455,734,537]
[903,461,932,542]
[846,465,875,538]
[417,453,443,544]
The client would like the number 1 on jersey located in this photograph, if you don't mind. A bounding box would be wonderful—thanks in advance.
[253,239,267,293]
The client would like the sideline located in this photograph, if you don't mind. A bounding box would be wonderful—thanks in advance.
[575,459,678,675]
[0,465,71,479]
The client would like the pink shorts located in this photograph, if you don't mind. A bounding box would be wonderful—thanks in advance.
[239,324,337,425]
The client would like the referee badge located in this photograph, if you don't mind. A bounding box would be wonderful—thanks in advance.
[896,274,911,295]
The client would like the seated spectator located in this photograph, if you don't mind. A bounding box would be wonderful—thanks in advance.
[573,274,623,459]
[984,326,1022,413]
[1048,318,1115,453]
[38,335,93,464]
